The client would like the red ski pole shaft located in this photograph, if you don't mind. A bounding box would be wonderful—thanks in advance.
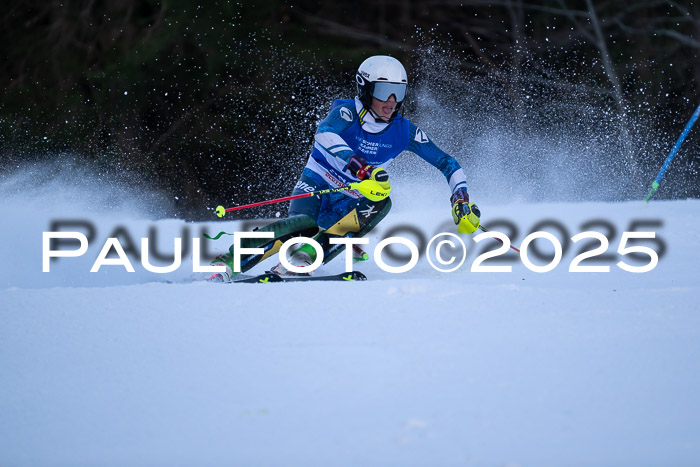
[215,183,360,218]
[478,225,521,253]
[221,192,314,213]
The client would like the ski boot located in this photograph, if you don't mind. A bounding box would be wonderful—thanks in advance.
[270,243,317,277]
[208,253,234,282]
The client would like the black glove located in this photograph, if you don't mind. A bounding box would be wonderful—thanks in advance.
[347,155,390,189]
[451,188,481,234]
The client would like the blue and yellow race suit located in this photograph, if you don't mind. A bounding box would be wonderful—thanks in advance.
[290,98,468,229]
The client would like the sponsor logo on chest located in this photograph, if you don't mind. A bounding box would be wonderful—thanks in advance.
[355,136,394,158]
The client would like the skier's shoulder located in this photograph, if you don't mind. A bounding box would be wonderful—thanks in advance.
[328,98,359,123]
[405,119,431,145]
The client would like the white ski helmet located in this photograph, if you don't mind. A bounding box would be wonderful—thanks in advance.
[356,55,408,117]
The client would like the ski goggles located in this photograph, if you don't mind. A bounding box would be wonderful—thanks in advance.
[371,82,407,102]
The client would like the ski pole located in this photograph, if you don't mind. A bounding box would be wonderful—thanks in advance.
[215,184,359,217]
[479,225,521,253]
[214,179,389,218]
[644,103,700,203]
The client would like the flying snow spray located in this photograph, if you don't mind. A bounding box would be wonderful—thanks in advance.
[643,103,700,203]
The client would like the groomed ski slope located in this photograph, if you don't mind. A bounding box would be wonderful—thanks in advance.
[1,181,700,466]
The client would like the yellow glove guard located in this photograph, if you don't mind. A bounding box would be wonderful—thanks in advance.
[452,201,480,234]
[354,165,390,201]
[367,166,391,191]
[355,179,391,201]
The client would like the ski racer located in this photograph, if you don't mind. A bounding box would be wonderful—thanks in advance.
[211,55,480,280]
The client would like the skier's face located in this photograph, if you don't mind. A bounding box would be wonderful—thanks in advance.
[371,95,397,122]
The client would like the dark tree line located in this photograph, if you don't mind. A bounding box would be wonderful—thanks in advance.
[1,0,698,218]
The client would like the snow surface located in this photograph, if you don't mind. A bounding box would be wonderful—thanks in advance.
[2,172,700,466]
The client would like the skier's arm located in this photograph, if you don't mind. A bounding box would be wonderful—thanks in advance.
[407,123,480,233]
[314,105,356,164]
[406,123,468,194]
